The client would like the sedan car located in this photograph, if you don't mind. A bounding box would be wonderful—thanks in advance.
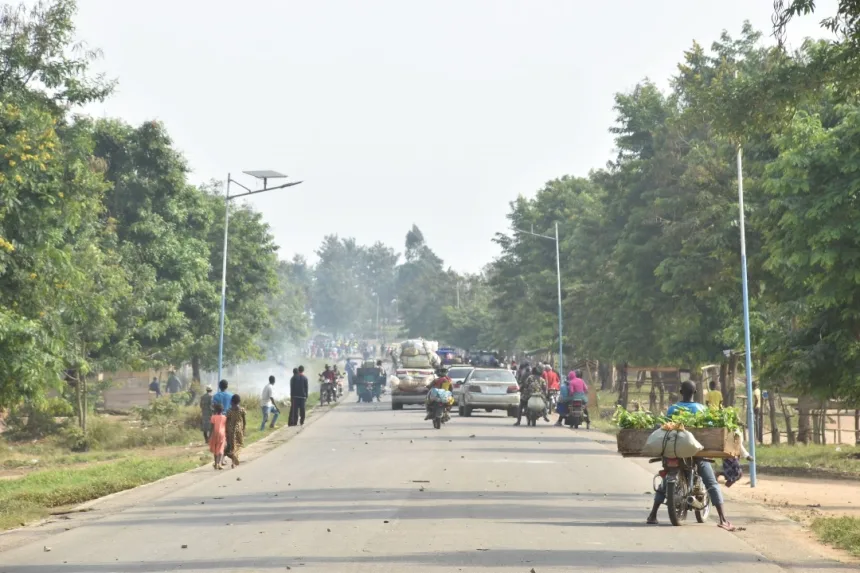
[446,365,474,405]
[458,368,520,417]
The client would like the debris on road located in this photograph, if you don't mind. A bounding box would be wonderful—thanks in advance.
[181,544,188,549]
[43,546,51,552]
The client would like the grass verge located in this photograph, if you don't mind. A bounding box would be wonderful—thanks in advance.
[812,516,860,557]
[744,444,860,478]
[0,456,200,530]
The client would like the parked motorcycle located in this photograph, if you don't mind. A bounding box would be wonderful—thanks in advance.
[651,456,711,526]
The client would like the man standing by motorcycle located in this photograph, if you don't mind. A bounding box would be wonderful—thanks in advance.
[515,367,549,426]
[373,360,387,401]
[646,381,735,531]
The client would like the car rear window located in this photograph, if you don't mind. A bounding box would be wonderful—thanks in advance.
[469,369,515,382]
[448,368,473,379]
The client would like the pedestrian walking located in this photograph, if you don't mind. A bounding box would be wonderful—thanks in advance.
[208,402,226,470]
[213,379,233,415]
[289,365,309,426]
[166,371,182,394]
[225,394,246,468]
[753,381,763,444]
[200,385,214,441]
[260,375,280,430]
[148,377,161,398]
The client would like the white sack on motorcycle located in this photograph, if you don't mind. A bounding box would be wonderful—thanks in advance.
[642,428,703,458]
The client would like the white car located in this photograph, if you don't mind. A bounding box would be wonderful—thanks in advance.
[458,368,520,417]
[447,365,474,405]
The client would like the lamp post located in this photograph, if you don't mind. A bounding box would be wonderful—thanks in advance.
[217,170,303,382]
[516,222,564,376]
[736,147,758,487]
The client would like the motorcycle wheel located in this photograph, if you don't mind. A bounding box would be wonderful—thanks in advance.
[695,497,711,523]
[433,417,441,429]
[666,477,688,526]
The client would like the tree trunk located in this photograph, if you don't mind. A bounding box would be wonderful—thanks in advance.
[767,389,780,445]
[797,404,812,444]
[616,363,629,409]
[726,354,738,407]
[191,355,202,383]
[599,362,612,391]
[820,406,827,445]
[82,375,88,434]
[648,370,658,412]
[780,393,796,445]
[854,409,859,445]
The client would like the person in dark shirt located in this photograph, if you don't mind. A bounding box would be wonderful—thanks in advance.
[289,366,309,426]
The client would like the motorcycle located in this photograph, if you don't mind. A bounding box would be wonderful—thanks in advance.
[566,399,589,429]
[548,389,559,412]
[320,381,337,405]
[651,456,712,526]
[357,381,374,403]
[525,395,546,427]
[429,401,449,429]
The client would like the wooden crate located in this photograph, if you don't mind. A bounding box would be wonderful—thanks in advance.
[693,427,741,458]
[616,429,653,457]
[616,427,741,458]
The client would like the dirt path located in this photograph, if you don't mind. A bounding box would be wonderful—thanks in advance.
[724,473,860,520]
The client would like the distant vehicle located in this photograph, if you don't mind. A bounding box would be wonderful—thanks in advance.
[436,347,459,366]
[391,369,434,410]
[458,368,519,418]
[447,365,474,405]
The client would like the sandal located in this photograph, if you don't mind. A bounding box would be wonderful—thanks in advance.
[718,521,736,532]
[646,517,659,525]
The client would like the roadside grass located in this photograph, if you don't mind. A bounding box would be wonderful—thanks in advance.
[0,456,201,530]
[812,516,860,557]
[0,390,326,530]
[744,443,860,477]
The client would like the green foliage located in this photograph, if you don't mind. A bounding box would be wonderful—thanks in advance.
[612,405,741,431]
[667,407,741,432]
[612,406,664,429]
[132,397,181,445]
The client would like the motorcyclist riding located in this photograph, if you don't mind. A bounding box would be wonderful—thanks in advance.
[425,367,452,420]
[558,369,590,427]
[646,380,736,531]
[514,366,549,426]
[373,359,387,401]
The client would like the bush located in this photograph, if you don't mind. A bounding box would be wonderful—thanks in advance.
[182,407,202,431]
[239,395,262,411]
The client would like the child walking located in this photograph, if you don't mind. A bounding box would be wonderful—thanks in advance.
[225,394,246,468]
[209,402,227,469]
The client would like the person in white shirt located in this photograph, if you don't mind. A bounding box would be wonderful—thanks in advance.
[260,376,280,431]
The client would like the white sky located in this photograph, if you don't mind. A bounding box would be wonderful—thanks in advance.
[75,0,834,273]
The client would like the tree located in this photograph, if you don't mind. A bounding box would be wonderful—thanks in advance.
[92,119,213,369]
[0,0,120,410]
[397,225,450,337]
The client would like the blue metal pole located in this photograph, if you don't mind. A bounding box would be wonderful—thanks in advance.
[217,175,231,383]
[737,146,757,487]
[555,222,564,376]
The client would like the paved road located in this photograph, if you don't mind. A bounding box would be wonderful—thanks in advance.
[0,398,853,572]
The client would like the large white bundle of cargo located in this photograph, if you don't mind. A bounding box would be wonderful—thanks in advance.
[393,339,440,369]
[392,374,432,391]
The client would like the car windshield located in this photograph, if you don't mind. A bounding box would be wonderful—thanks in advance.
[448,368,473,379]
[469,369,515,383]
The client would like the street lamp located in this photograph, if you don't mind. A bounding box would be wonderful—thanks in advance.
[735,147,758,487]
[516,222,564,376]
[217,170,303,382]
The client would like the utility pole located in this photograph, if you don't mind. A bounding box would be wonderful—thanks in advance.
[737,145,757,487]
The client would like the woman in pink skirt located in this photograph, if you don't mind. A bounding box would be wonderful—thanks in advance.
[208,402,227,469]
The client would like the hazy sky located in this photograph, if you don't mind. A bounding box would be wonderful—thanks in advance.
[74,0,834,273]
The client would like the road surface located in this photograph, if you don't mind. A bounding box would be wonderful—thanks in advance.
[0,398,853,572]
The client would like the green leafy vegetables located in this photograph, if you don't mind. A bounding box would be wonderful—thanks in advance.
[612,406,741,431]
